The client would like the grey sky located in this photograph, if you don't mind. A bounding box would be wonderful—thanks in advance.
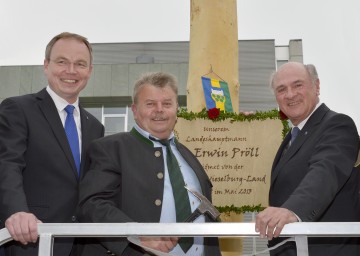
[0,0,359,127]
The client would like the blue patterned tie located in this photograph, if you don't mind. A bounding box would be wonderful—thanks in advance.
[64,105,80,175]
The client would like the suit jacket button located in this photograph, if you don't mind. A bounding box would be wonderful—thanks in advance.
[155,199,162,206]
[71,216,77,222]
[157,172,164,179]
[155,150,161,157]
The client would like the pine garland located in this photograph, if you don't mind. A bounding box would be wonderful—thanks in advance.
[177,108,290,139]
[216,204,265,214]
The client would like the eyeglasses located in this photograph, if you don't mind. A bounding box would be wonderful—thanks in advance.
[50,58,89,69]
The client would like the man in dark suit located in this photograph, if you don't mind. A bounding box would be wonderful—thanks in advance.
[78,72,221,255]
[0,32,104,256]
[255,62,360,255]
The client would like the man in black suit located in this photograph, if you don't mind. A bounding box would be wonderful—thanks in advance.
[255,62,360,255]
[0,32,104,256]
[78,72,221,255]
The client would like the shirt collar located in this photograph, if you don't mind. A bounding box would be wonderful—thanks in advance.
[293,101,322,130]
[133,123,175,142]
[46,86,79,113]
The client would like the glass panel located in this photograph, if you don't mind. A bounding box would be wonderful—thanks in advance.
[127,109,135,131]
[276,60,288,69]
[84,106,129,134]
[84,107,102,122]
[104,116,125,136]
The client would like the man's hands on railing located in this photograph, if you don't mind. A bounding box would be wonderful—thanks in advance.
[139,236,178,252]
[255,207,298,240]
[5,212,42,245]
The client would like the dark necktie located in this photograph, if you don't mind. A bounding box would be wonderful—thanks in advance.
[290,127,300,146]
[64,105,80,176]
[281,127,300,158]
[158,139,193,252]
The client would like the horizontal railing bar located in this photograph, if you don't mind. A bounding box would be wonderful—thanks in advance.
[2,222,360,246]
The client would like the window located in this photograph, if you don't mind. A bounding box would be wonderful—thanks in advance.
[85,106,130,136]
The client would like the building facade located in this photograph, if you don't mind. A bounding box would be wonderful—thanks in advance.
[0,39,302,135]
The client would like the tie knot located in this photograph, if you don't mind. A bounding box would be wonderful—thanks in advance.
[292,127,300,137]
[159,139,170,147]
[149,136,171,147]
[64,105,75,115]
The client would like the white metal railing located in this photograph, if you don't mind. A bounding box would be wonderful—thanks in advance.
[1,222,360,256]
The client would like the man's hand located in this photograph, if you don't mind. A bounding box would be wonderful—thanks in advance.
[5,212,42,245]
[140,236,179,252]
[255,207,298,240]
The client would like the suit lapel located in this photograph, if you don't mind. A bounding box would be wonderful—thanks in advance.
[271,104,330,184]
[79,106,92,178]
[36,89,79,178]
[271,133,291,183]
[174,140,198,174]
[176,141,210,194]
[271,129,309,182]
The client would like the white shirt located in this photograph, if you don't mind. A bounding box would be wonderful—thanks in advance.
[46,86,82,155]
[134,124,205,256]
[292,101,322,130]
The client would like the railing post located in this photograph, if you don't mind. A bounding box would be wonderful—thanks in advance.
[295,235,309,256]
[38,234,53,256]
